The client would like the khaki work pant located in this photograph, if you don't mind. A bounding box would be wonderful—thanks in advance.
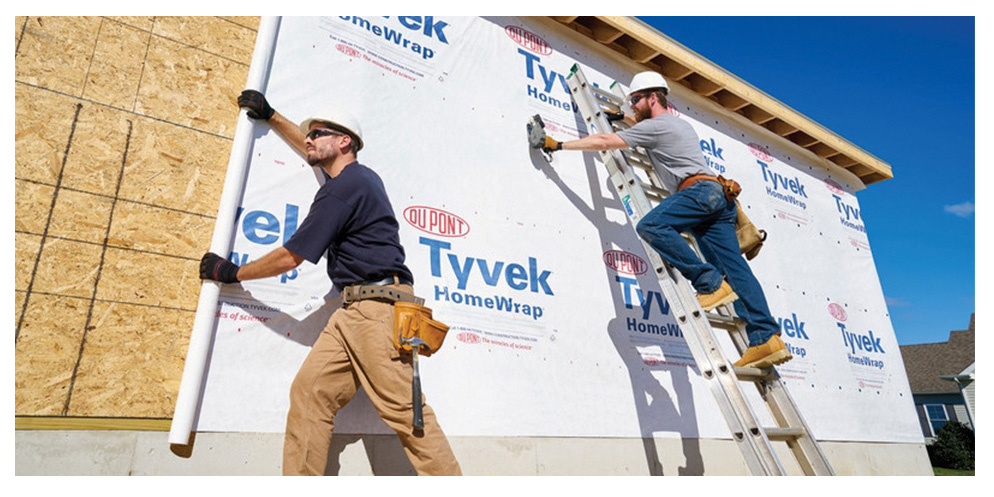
[282,284,461,476]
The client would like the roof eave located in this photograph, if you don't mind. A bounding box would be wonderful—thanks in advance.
[546,16,894,187]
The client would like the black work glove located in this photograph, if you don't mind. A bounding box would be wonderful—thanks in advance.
[237,89,275,120]
[604,110,625,122]
[200,252,240,283]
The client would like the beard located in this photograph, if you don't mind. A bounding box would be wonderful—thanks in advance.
[633,105,652,122]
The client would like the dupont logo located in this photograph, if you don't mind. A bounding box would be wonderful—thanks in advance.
[603,250,648,275]
[336,44,361,58]
[505,25,552,55]
[749,143,773,162]
[665,102,681,117]
[828,302,848,322]
[403,206,469,238]
[456,331,481,344]
[824,178,844,195]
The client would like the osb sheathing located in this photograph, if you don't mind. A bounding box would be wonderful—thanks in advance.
[14,16,260,419]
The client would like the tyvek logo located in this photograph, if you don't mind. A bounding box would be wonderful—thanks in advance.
[336,44,360,58]
[457,331,481,344]
[404,206,469,238]
[828,302,847,322]
[749,142,772,162]
[603,250,647,275]
[505,25,551,55]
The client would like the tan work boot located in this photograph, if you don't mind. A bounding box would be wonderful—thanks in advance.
[733,335,792,368]
[697,281,737,311]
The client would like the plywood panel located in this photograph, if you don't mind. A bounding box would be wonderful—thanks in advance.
[82,19,149,110]
[108,201,214,257]
[14,15,260,423]
[69,302,193,417]
[107,16,154,32]
[15,179,54,235]
[14,16,101,97]
[95,247,200,310]
[221,16,260,30]
[48,190,114,245]
[31,238,104,299]
[14,233,42,292]
[62,103,133,197]
[15,294,89,415]
[135,34,250,136]
[153,16,257,62]
[14,84,80,184]
[118,116,231,215]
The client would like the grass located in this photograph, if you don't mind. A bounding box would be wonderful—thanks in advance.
[933,467,974,476]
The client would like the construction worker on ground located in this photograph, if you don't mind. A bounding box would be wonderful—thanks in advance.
[199,90,461,476]
[532,71,790,369]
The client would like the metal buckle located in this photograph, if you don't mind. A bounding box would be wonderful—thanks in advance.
[341,285,358,306]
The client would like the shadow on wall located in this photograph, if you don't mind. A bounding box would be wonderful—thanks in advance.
[528,125,704,475]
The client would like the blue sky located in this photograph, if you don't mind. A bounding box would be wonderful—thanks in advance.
[638,17,976,345]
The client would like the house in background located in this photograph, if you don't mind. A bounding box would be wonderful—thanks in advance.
[899,314,975,442]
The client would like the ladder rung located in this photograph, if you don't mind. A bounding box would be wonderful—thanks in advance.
[734,366,775,382]
[591,85,624,107]
[642,183,666,201]
[764,427,806,441]
[707,313,745,329]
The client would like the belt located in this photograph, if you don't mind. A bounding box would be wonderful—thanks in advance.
[341,275,424,306]
[678,174,719,192]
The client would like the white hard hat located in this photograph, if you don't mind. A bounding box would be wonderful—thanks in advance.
[299,106,364,151]
[627,71,669,98]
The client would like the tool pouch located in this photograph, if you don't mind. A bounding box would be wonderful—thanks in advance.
[393,302,449,357]
[735,200,767,260]
[717,175,742,202]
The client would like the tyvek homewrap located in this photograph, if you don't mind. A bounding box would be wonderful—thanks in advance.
[182,16,920,444]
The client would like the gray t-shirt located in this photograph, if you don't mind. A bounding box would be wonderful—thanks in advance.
[615,113,711,194]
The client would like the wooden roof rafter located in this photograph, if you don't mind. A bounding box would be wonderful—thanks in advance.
[548,16,893,186]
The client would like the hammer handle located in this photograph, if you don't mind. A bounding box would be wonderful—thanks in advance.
[412,350,424,429]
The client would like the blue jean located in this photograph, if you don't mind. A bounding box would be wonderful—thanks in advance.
[635,181,778,346]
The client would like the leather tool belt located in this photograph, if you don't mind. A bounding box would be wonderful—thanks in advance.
[677,175,765,259]
[339,276,448,356]
[678,174,741,202]
[393,302,449,357]
[340,276,425,307]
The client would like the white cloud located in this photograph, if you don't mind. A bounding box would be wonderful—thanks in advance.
[943,201,975,218]
[885,296,910,307]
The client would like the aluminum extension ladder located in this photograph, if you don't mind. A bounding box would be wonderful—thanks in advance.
[562,63,834,476]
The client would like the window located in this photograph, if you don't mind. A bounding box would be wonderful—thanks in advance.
[925,404,949,436]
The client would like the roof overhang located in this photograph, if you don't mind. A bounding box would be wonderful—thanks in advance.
[546,16,894,187]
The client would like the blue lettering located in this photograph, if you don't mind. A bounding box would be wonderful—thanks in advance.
[448,254,474,290]
[382,26,404,44]
[505,263,528,290]
[528,257,553,294]
[419,236,450,277]
[283,204,298,244]
[758,161,807,198]
[243,211,280,244]
[838,322,885,355]
[700,138,724,159]
[419,237,553,295]
[776,313,809,340]
[476,259,505,286]
[229,252,249,266]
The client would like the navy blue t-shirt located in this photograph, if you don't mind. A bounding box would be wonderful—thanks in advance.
[283,162,413,290]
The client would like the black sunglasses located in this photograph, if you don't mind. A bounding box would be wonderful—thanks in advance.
[630,93,650,106]
[306,128,345,140]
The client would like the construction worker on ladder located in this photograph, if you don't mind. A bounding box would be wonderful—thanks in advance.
[534,71,790,369]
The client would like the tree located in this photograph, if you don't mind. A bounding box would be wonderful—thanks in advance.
[927,422,975,470]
